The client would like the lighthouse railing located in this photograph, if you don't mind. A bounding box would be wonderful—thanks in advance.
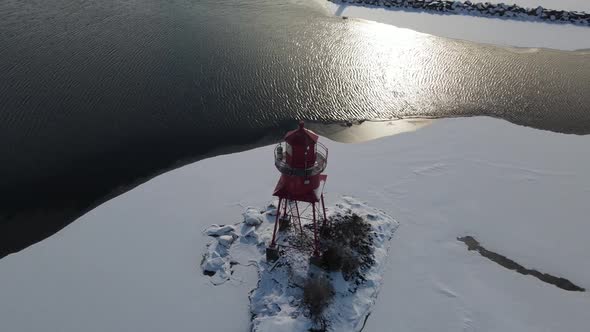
[274,142,328,177]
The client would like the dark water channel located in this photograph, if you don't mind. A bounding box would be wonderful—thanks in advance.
[1,0,589,257]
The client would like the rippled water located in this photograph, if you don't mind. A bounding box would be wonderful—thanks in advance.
[1,0,589,256]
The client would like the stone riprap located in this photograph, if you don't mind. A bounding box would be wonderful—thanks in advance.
[329,0,590,26]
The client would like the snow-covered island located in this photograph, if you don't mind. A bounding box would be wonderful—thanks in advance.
[202,197,399,331]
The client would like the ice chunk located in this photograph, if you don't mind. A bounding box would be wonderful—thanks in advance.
[205,224,236,236]
[243,207,264,226]
[218,235,235,247]
[241,224,259,240]
[202,256,226,273]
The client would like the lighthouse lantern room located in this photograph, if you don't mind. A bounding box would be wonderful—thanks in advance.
[267,121,328,262]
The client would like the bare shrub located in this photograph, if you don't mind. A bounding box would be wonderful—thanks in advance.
[303,276,334,320]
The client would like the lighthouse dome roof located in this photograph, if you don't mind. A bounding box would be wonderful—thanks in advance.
[284,121,318,146]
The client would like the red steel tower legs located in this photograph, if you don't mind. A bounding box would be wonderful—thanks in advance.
[266,121,328,262]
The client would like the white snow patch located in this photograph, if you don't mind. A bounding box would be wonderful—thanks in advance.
[2,117,590,332]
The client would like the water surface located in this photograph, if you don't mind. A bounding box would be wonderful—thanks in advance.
[1,0,589,256]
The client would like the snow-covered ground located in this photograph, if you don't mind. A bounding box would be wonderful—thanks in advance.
[1,117,589,332]
[1,2,590,332]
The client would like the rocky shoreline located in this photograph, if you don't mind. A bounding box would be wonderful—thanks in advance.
[329,0,590,26]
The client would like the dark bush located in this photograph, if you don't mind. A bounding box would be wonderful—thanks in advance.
[318,212,377,286]
[303,276,334,320]
[341,253,361,281]
[321,243,362,281]
[321,245,344,271]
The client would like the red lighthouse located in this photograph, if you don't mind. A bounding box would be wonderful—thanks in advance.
[267,121,328,261]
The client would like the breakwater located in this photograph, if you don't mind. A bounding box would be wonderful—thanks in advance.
[329,0,590,26]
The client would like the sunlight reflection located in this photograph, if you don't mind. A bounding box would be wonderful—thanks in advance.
[309,118,433,143]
